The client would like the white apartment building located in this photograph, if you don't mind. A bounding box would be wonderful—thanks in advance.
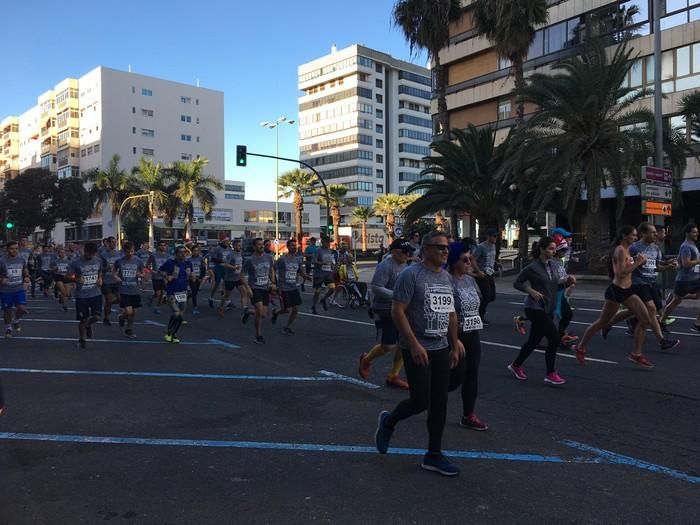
[298,44,432,224]
[1,66,225,243]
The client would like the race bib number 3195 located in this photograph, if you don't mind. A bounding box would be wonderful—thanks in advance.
[428,293,454,313]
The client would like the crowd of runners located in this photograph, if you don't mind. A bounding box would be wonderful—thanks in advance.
[0,221,698,475]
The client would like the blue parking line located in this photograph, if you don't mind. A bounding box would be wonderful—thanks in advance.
[2,336,239,349]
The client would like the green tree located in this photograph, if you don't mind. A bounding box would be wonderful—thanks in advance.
[472,0,549,124]
[679,91,700,139]
[392,0,462,136]
[374,194,415,242]
[163,158,223,241]
[132,157,172,237]
[0,168,57,240]
[404,126,508,232]
[278,168,317,245]
[316,184,348,246]
[51,176,92,230]
[351,206,373,253]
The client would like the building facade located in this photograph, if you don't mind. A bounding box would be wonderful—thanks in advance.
[438,0,700,240]
[298,44,433,224]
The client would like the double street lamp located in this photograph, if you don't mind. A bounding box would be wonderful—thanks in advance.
[261,116,295,256]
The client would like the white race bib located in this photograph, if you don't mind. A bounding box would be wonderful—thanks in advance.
[122,269,136,279]
[694,264,699,273]
[321,264,332,272]
[83,274,98,285]
[286,269,298,283]
[7,268,22,277]
[428,293,454,313]
[174,292,187,303]
[462,315,483,332]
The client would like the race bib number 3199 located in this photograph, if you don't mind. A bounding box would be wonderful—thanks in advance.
[428,293,454,313]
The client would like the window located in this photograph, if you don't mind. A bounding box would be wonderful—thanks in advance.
[399,143,430,155]
[376,169,384,179]
[399,172,419,182]
[342,181,374,192]
[375,79,383,88]
[142,129,155,137]
[376,154,383,163]
[398,85,431,100]
[358,56,373,68]
[398,70,431,85]
[358,87,373,99]
[181,153,192,160]
[304,149,373,166]
[225,183,245,192]
[181,96,192,104]
[81,149,86,157]
[317,166,373,180]
[132,127,136,134]
[181,134,192,142]
[142,88,153,96]
[94,144,100,153]
[142,148,154,156]
[195,98,199,105]
[544,22,567,55]
[376,109,383,119]
[498,100,512,121]
[196,136,200,143]
[527,30,544,60]
[133,147,137,154]
[359,118,373,129]
[375,63,383,73]
[132,107,136,114]
[196,117,200,124]
[398,114,431,128]
[376,139,384,149]
[142,108,154,117]
[225,193,244,200]
[376,184,384,193]
[375,94,383,103]
[87,146,93,155]
[399,128,432,141]
[132,86,136,94]
[376,124,383,133]
[181,115,192,123]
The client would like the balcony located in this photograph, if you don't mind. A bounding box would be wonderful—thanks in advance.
[41,140,56,155]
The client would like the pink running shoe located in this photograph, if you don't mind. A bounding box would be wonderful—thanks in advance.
[507,363,527,381]
[628,353,655,369]
[573,345,586,366]
[544,371,567,385]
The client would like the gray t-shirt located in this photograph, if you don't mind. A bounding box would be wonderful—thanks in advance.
[69,256,103,299]
[188,255,206,279]
[224,251,243,282]
[243,253,274,290]
[101,249,123,285]
[371,255,406,311]
[451,273,481,334]
[38,252,57,272]
[148,251,170,280]
[0,256,27,293]
[52,256,71,276]
[630,240,661,285]
[677,240,700,282]
[475,241,497,275]
[313,247,335,277]
[276,254,303,291]
[114,257,144,295]
[393,263,454,352]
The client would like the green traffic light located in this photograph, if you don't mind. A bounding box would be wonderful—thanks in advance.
[5,222,13,229]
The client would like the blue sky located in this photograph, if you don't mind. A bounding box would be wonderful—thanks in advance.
[2,0,427,201]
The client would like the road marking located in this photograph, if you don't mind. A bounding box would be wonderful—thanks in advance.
[298,312,374,326]
[143,319,167,327]
[318,370,381,389]
[568,320,699,338]
[2,336,239,349]
[508,302,696,321]
[21,318,168,327]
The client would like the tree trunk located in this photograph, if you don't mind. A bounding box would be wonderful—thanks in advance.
[331,206,341,246]
[518,217,529,262]
[586,183,605,274]
[387,211,395,241]
[450,211,458,237]
[513,56,526,124]
[361,222,367,253]
[434,57,449,138]
[294,191,304,245]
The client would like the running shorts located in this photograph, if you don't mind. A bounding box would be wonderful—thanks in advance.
[1,290,27,310]
[54,274,66,283]
[76,296,102,321]
[374,309,399,345]
[632,282,661,306]
[224,280,242,291]
[604,283,635,304]
[151,279,166,292]
[281,289,302,307]
[119,294,142,309]
[313,273,335,290]
[674,280,700,298]
[251,289,270,306]
[213,265,225,283]
[101,283,120,296]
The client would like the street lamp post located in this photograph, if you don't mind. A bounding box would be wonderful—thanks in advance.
[261,117,295,256]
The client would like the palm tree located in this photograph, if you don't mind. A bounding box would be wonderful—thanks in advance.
[82,154,139,233]
[374,194,414,242]
[132,157,171,243]
[163,158,223,241]
[351,206,372,253]
[679,91,700,141]
[392,0,462,136]
[404,126,508,233]
[316,184,348,246]
[516,38,656,272]
[472,0,549,124]
[278,168,317,245]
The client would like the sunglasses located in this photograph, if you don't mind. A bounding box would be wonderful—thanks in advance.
[427,244,449,251]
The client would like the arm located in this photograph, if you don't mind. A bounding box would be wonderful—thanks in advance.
[448,311,465,367]
[680,248,700,269]
[391,300,428,366]
[513,265,544,302]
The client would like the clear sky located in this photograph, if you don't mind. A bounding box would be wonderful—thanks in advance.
[2,0,427,201]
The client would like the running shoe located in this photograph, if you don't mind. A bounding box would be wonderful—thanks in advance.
[573,345,586,366]
[544,371,567,385]
[62,305,68,312]
[561,334,578,344]
[12,322,20,333]
[170,336,181,344]
[691,325,700,333]
[78,339,86,350]
[385,376,409,390]
[601,325,612,340]
[271,309,279,324]
[320,298,328,311]
[659,338,680,351]
[283,327,295,336]
[513,316,526,336]
[226,301,234,310]
[241,309,251,324]
[254,335,265,345]
[421,453,460,477]
[118,316,125,328]
[125,329,136,339]
[665,317,677,325]
[460,414,488,431]
[507,363,527,381]
[4,328,12,338]
[628,353,654,369]
[358,352,371,379]
[311,306,318,315]
[374,410,392,454]
[164,334,172,343]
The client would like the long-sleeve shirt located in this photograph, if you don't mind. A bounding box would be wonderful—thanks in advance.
[513,258,567,315]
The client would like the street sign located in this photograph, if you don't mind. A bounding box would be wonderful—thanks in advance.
[642,183,673,201]
[642,166,672,185]
[643,201,673,216]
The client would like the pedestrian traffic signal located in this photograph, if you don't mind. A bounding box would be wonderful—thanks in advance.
[327,224,334,236]
[5,222,13,230]
[236,145,247,167]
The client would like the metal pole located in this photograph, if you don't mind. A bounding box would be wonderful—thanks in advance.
[275,125,280,257]
[654,0,663,168]
[148,191,155,249]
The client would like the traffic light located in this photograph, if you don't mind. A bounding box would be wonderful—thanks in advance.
[327,223,334,236]
[236,145,247,167]
[5,222,13,230]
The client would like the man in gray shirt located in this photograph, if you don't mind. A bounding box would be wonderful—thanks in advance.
[114,241,145,338]
[358,238,413,389]
[241,238,276,344]
[0,241,29,337]
[218,238,245,317]
[374,231,464,477]
[472,228,498,323]
[272,238,310,335]
[100,236,122,325]
[311,237,336,315]
[68,241,103,349]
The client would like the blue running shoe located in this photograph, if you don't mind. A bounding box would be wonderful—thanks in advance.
[421,453,460,477]
[374,410,392,454]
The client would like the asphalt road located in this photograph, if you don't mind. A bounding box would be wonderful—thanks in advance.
[0,281,699,524]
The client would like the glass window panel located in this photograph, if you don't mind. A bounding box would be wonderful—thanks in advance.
[566,18,581,47]
[690,7,700,21]
[675,74,700,91]
[630,59,643,87]
[626,1,649,23]
[662,80,674,93]
[545,22,567,54]
[693,43,700,73]
[662,50,674,80]
[677,46,691,76]
[661,12,687,30]
[665,0,687,13]
[645,55,655,83]
[527,31,544,60]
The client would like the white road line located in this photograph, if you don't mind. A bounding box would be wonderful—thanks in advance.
[568,320,699,338]
[298,312,374,326]
[508,302,696,320]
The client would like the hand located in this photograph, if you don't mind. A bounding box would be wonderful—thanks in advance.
[529,290,544,302]
[270,283,277,292]
[634,253,647,266]
[450,341,465,368]
[409,343,429,366]
[566,275,577,286]
[477,271,485,279]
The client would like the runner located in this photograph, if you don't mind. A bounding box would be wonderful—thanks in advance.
[187,244,207,315]
[554,239,578,347]
[573,226,676,368]
[51,246,72,312]
[67,241,103,349]
[37,244,56,298]
[271,239,310,335]
[359,238,414,389]
[136,242,152,290]
[303,237,318,293]
[148,241,170,314]
[99,236,122,325]
[241,238,276,344]
[0,241,30,337]
[407,231,422,263]
[373,231,465,476]
[207,237,232,308]
[659,223,700,332]
[114,241,145,338]
[508,237,576,385]
[160,245,193,344]
[218,238,245,317]
[472,228,498,324]
[447,242,488,430]
[311,237,336,315]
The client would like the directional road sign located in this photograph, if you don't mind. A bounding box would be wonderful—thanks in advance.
[642,201,673,216]
[642,183,673,201]
[642,166,672,185]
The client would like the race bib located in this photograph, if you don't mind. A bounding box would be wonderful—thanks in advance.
[321,264,332,272]
[485,268,494,276]
[694,264,699,273]
[428,293,454,313]
[286,269,298,283]
[7,268,22,277]
[462,315,483,332]
[174,292,187,303]
[255,276,269,287]
[122,269,136,279]
[83,274,98,285]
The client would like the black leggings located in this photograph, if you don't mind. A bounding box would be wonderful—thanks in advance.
[190,279,201,308]
[449,331,482,417]
[477,275,496,319]
[558,297,572,339]
[514,308,558,373]
[386,347,450,453]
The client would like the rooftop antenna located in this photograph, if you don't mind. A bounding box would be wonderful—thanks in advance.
[128,64,132,73]
[196,78,200,87]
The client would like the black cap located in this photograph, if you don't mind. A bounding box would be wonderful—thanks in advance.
[389,238,415,252]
